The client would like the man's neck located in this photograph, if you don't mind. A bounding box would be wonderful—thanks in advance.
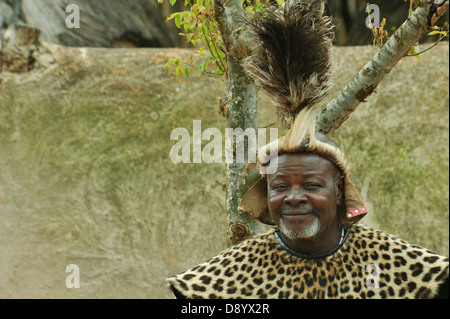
[278,224,342,257]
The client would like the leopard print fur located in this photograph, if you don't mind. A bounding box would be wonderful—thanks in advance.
[167,224,448,299]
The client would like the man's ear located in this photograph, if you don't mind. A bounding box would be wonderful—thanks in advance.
[336,175,344,206]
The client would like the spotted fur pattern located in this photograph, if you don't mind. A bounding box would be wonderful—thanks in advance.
[168,224,448,299]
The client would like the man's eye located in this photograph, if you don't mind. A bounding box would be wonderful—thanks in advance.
[272,185,288,191]
[305,183,321,189]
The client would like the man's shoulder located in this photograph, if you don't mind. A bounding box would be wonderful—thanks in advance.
[351,223,447,253]
[348,223,449,298]
[350,223,448,259]
[167,228,277,299]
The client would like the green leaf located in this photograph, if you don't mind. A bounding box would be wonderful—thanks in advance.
[182,67,190,77]
[198,62,206,73]
[166,58,181,66]
[170,0,177,6]
[174,13,182,29]
[182,11,191,20]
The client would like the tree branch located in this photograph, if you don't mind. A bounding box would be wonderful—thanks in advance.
[214,0,254,59]
[316,0,449,134]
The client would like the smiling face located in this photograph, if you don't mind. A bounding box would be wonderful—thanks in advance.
[267,152,343,253]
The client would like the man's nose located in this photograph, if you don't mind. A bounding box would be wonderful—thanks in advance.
[284,187,307,206]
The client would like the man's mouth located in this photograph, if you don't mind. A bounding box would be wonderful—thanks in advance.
[280,210,314,218]
[278,208,318,219]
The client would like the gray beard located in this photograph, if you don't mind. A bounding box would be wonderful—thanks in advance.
[278,216,321,241]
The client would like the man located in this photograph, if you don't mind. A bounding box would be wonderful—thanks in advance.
[167,1,449,298]
[168,131,449,299]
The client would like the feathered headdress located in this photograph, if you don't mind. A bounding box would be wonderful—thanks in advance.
[240,0,368,227]
[244,0,334,127]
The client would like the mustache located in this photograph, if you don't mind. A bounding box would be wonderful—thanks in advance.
[277,207,320,216]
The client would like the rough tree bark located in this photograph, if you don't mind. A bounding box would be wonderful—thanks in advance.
[215,0,448,245]
[214,0,268,245]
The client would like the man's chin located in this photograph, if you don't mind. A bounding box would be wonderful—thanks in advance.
[279,217,321,241]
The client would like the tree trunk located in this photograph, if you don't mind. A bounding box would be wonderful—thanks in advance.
[224,57,268,244]
[215,0,270,245]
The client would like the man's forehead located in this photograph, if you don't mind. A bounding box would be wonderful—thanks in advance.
[268,151,340,178]
[273,152,331,170]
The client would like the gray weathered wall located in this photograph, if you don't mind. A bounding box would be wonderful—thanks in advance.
[1,0,180,47]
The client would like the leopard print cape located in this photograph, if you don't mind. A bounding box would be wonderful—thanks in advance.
[167,224,448,299]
